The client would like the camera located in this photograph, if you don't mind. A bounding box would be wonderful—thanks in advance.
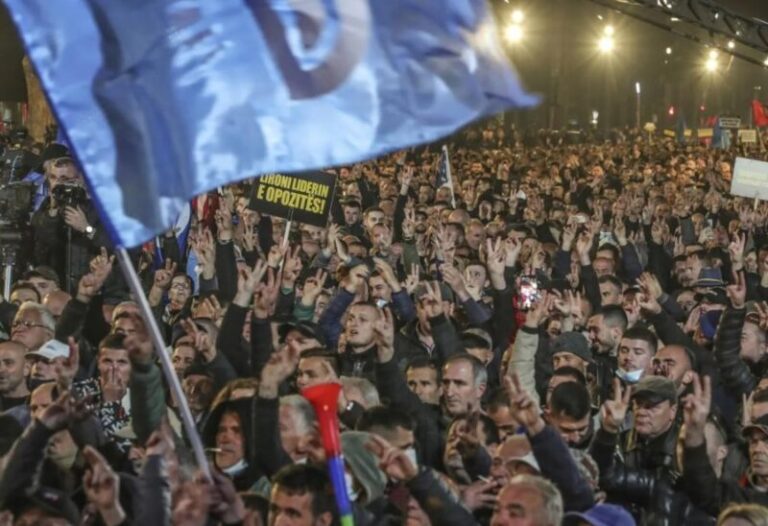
[0,182,34,226]
[52,183,88,207]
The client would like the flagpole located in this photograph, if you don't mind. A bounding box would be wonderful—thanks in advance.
[115,247,211,479]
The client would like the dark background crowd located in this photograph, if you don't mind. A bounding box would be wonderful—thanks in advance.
[0,123,767,525]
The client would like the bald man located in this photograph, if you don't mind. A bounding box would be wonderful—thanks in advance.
[653,345,695,396]
[0,341,30,409]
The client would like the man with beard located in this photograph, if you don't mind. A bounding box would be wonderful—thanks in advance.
[0,341,29,410]
[545,381,593,450]
[653,344,696,396]
[586,306,626,403]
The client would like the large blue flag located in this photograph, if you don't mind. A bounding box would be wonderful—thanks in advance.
[4,0,537,247]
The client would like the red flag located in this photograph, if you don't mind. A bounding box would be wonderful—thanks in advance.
[753,99,768,127]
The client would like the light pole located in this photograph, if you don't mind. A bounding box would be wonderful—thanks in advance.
[635,82,641,129]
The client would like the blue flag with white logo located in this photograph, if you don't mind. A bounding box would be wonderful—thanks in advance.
[4,0,537,247]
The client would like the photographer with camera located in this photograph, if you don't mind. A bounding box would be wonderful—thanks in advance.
[30,144,109,293]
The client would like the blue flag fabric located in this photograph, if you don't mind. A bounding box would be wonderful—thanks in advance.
[712,118,730,149]
[675,113,687,144]
[5,0,537,247]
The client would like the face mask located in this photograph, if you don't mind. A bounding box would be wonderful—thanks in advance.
[616,368,644,384]
[403,447,419,470]
[344,472,360,502]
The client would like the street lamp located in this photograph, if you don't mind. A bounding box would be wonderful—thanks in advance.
[511,9,524,24]
[505,24,524,43]
[598,25,615,53]
[635,82,641,128]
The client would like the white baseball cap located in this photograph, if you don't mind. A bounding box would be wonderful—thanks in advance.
[28,339,69,361]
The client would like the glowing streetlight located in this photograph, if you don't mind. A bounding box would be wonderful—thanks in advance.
[705,55,718,72]
[604,25,615,36]
[764,56,768,66]
[635,82,641,95]
[727,40,735,49]
[511,9,524,24]
[665,47,672,55]
[708,49,718,60]
[598,35,615,53]
[504,24,524,43]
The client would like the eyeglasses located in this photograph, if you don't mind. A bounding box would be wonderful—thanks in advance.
[12,320,49,330]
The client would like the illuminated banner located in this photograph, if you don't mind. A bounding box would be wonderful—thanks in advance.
[249,171,337,227]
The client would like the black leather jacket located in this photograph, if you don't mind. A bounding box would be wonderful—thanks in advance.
[714,307,762,399]
[590,422,712,525]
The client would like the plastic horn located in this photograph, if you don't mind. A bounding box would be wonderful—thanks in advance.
[302,383,355,526]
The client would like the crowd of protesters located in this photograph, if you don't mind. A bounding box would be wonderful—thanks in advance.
[0,124,768,525]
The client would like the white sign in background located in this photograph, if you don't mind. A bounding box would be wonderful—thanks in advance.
[732,157,768,200]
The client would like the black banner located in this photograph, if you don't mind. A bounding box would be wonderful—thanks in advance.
[249,171,337,227]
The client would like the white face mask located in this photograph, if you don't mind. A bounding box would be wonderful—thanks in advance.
[403,447,419,469]
[616,368,644,384]
[344,472,360,502]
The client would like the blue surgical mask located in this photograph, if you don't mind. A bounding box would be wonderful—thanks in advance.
[616,368,644,384]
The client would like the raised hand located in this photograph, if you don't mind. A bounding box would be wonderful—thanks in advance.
[403,263,420,295]
[192,227,216,279]
[214,206,233,242]
[613,217,628,246]
[575,231,594,264]
[181,318,215,364]
[101,367,127,403]
[235,259,268,307]
[504,236,523,268]
[600,379,631,434]
[282,245,303,286]
[253,268,279,318]
[300,268,328,307]
[683,373,712,447]
[54,337,80,391]
[728,232,747,272]
[441,263,468,300]
[373,257,402,293]
[259,341,301,398]
[343,264,369,295]
[64,205,89,233]
[122,314,155,366]
[461,479,500,511]
[77,247,115,302]
[524,292,551,329]
[420,281,445,318]
[153,259,177,290]
[503,372,545,435]
[726,270,747,309]
[38,390,91,432]
[402,208,416,240]
[208,470,246,525]
[366,434,418,483]
[374,308,395,363]
[83,446,125,524]
[561,222,577,251]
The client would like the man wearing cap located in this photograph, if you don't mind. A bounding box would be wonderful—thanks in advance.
[591,376,686,523]
[30,144,108,293]
[27,339,70,389]
[462,328,495,366]
[550,332,592,376]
